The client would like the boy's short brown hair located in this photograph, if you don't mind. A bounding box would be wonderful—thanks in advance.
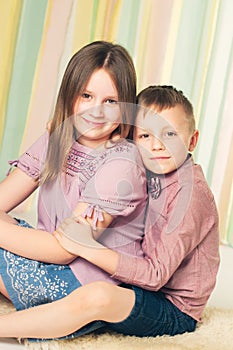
[136,85,196,132]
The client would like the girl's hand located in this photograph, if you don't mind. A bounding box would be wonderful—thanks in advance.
[54,217,103,256]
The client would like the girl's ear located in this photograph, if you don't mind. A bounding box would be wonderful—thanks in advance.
[189,129,199,152]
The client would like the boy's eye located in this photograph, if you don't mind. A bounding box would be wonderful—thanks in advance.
[138,133,150,139]
[164,131,177,137]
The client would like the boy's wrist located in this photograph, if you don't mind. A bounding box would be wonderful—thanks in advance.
[80,246,119,275]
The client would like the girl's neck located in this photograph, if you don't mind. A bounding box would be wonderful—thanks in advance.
[76,134,122,150]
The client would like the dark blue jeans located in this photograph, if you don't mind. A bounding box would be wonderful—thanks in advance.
[106,284,197,337]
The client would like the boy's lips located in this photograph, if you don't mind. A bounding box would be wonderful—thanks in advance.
[150,156,171,160]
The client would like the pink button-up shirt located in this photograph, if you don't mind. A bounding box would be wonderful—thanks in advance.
[113,156,220,322]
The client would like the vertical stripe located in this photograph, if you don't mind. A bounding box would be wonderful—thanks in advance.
[138,0,174,89]
[211,49,233,203]
[20,0,74,154]
[194,0,233,182]
[160,0,183,84]
[72,0,96,51]
[116,0,141,54]
[218,137,233,242]
[92,0,108,39]
[0,0,48,180]
[0,0,22,151]
[169,0,209,96]
[134,0,151,90]
[107,0,123,40]
[226,184,233,246]
[90,0,100,41]
[192,0,220,126]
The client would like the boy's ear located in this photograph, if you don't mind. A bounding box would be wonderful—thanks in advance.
[189,129,199,152]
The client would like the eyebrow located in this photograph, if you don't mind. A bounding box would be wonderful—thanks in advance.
[83,89,118,98]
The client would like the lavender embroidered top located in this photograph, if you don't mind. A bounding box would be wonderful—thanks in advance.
[14,132,147,285]
[113,156,220,322]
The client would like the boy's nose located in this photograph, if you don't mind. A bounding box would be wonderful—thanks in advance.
[151,136,165,150]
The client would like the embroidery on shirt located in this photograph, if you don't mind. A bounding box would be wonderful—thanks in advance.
[65,149,97,180]
[64,142,133,182]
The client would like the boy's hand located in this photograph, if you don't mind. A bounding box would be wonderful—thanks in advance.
[54,218,103,256]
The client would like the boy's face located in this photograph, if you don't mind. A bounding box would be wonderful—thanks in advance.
[134,105,198,174]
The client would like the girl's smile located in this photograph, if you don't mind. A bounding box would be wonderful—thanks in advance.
[81,116,106,127]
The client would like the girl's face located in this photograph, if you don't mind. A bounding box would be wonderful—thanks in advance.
[134,105,198,174]
[73,69,121,148]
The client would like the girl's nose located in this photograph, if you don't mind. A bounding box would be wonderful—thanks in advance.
[151,136,165,150]
[90,104,104,118]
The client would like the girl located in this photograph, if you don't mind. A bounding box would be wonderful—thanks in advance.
[0,87,219,340]
[0,41,147,338]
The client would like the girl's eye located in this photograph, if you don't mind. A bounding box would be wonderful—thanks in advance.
[81,93,91,99]
[105,99,118,105]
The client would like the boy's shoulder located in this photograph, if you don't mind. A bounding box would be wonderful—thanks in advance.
[189,163,216,203]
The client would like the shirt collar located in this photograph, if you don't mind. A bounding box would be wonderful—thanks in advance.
[147,154,194,195]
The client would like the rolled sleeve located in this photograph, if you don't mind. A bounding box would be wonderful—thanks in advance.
[9,132,49,179]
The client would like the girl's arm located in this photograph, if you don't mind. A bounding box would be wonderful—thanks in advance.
[0,220,76,264]
[0,169,114,264]
[0,168,76,264]
[0,166,115,264]
[0,168,38,212]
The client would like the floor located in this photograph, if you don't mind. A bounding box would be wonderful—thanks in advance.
[0,339,24,349]
[0,240,232,349]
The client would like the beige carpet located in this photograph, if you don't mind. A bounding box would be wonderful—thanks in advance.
[0,295,232,350]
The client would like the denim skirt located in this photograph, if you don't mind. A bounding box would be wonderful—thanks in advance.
[0,219,104,341]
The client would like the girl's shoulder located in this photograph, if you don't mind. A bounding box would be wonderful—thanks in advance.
[90,139,144,170]
[103,139,140,160]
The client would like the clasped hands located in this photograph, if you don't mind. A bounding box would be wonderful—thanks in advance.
[54,215,103,256]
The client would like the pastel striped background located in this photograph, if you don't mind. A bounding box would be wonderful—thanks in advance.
[0,0,232,246]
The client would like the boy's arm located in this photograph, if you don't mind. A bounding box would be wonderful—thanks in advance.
[113,182,220,289]
[54,218,119,274]
[56,180,219,288]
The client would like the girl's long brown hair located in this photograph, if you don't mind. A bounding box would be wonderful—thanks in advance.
[41,41,137,184]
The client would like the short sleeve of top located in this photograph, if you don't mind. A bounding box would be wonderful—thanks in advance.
[11,132,49,179]
[80,141,147,227]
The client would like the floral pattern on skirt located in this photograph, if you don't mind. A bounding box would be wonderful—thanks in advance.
[0,219,105,341]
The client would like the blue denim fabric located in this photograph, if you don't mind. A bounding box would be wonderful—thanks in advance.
[107,285,197,337]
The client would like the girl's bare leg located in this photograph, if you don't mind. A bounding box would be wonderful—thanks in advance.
[0,211,18,225]
[0,281,135,339]
[0,277,10,299]
[0,211,18,299]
